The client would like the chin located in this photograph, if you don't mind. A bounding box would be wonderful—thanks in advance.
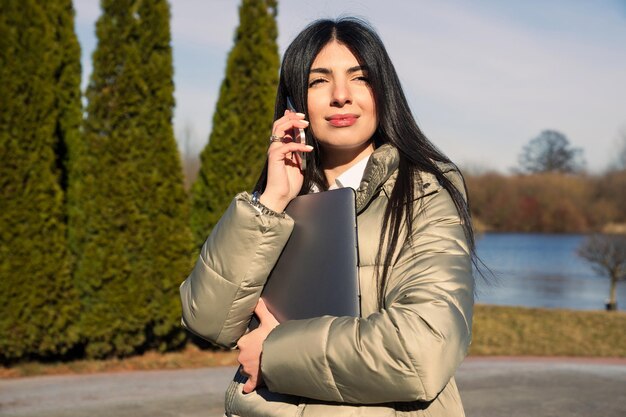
[319,140,374,151]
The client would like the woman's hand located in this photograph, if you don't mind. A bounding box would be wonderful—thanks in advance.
[237,298,279,394]
[260,110,313,213]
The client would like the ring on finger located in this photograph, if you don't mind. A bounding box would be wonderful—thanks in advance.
[269,134,284,144]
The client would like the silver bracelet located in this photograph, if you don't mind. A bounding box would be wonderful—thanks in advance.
[250,191,285,218]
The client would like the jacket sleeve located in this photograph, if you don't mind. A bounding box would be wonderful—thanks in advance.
[260,186,474,404]
[179,192,294,348]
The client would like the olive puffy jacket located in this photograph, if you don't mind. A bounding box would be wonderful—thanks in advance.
[180,144,474,417]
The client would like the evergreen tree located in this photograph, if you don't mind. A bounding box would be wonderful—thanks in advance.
[75,0,193,358]
[190,0,280,247]
[0,0,81,361]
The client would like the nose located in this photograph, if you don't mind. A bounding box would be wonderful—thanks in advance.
[330,79,351,107]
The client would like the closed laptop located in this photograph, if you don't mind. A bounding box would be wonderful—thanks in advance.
[251,187,360,326]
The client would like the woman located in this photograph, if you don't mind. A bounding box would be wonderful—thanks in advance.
[180,17,475,417]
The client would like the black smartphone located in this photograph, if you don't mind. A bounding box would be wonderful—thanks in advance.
[286,96,307,171]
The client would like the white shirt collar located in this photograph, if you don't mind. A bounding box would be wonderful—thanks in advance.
[329,154,371,191]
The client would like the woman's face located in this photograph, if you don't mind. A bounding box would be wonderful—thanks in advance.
[307,41,378,153]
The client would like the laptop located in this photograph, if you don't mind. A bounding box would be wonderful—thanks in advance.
[250,187,360,327]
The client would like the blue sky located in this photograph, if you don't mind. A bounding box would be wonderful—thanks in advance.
[74,0,626,172]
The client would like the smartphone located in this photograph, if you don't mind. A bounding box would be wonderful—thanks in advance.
[286,96,307,171]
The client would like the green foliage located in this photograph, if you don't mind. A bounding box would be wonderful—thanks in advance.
[0,0,81,362]
[74,0,193,358]
[190,0,280,247]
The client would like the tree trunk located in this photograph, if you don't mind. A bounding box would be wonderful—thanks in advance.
[607,273,618,311]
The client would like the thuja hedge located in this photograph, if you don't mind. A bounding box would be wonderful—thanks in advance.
[73,0,193,359]
[1,0,284,362]
[190,0,280,248]
[0,0,81,362]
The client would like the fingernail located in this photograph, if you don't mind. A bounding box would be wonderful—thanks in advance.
[305,145,314,150]
[296,112,306,118]
[301,120,309,125]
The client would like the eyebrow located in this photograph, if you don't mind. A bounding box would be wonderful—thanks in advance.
[309,65,368,75]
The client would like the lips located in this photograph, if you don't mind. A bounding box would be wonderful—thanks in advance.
[327,114,358,127]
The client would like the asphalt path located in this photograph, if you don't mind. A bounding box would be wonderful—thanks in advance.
[1,357,625,417]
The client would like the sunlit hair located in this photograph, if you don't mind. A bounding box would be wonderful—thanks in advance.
[256,17,479,307]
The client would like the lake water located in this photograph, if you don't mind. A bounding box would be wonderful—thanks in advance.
[474,233,626,311]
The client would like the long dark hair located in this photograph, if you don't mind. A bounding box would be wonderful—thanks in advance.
[255,17,478,308]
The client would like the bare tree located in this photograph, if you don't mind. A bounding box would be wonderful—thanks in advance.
[177,121,200,190]
[616,128,626,171]
[518,130,585,174]
[577,234,626,310]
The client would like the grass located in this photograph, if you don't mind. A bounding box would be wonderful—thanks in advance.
[470,304,626,357]
[0,344,238,378]
[2,304,625,378]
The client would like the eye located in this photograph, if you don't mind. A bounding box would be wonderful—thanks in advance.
[308,78,327,88]
[353,75,370,84]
